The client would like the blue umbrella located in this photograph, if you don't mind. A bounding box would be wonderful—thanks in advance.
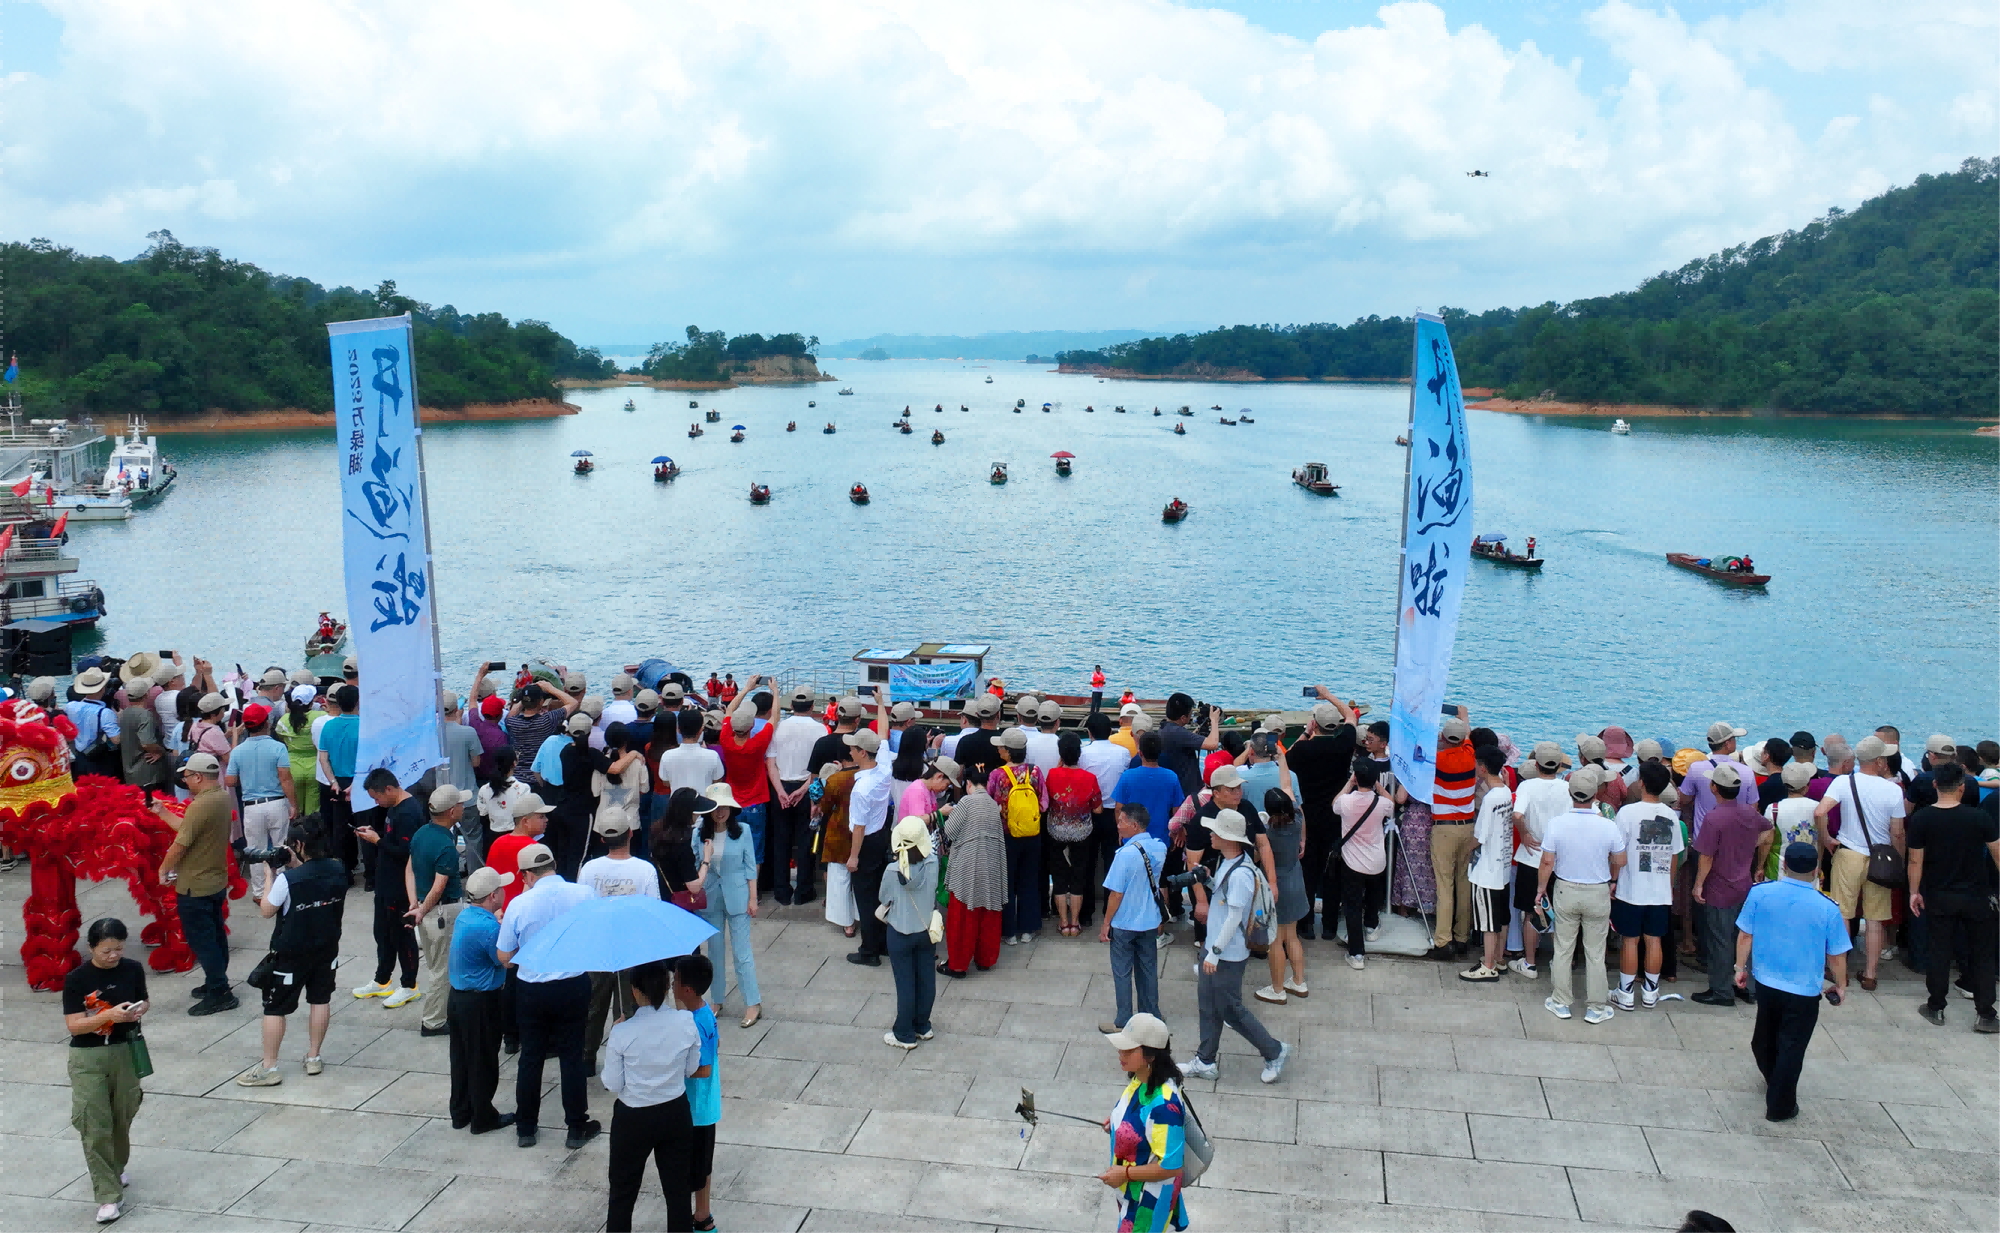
[651,456,673,464]
[1477,532,1506,543]
[731,424,746,431]
[570,449,594,458]
[516,894,717,973]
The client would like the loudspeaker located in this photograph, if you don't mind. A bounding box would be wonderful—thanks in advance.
[3,620,72,677]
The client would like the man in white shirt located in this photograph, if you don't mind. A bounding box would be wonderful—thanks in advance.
[1610,762,1684,1008]
[1508,741,1574,979]
[767,687,829,906]
[577,815,655,1071]
[1460,745,1516,983]
[843,726,895,967]
[1535,767,1628,1024]
[1025,701,1064,773]
[940,707,978,761]
[495,844,596,1149]
[598,675,639,735]
[1814,733,1907,990]
[657,709,724,796]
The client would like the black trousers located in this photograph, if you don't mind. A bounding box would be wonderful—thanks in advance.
[500,968,519,1049]
[323,778,357,877]
[852,827,892,956]
[372,893,418,988]
[606,1095,693,1232]
[1751,984,1821,1119]
[584,971,636,1072]
[550,806,589,881]
[353,802,383,887]
[1338,860,1386,957]
[769,780,817,904]
[515,974,592,1136]
[1924,894,1997,1017]
[446,987,504,1131]
[1082,809,1118,926]
[1301,798,1337,935]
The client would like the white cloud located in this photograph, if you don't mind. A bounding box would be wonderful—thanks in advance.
[1,0,1990,337]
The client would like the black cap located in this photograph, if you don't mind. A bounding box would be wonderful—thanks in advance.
[1790,730,1817,751]
[1783,842,1819,873]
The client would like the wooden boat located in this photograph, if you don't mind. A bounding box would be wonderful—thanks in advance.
[838,388,853,395]
[689,400,699,409]
[1176,405,1193,416]
[899,422,913,435]
[959,405,969,412]
[574,458,593,474]
[1162,498,1190,523]
[931,429,945,444]
[749,484,771,504]
[1471,537,1542,569]
[849,484,870,505]
[1172,422,1186,435]
[989,462,1008,485]
[1395,434,1409,446]
[1238,410,1254,423]
[1114,406,1126,413]
[653,461,680,482]
[808,400,816,407]
[1015,398,1026,409]
[730,429,745,442]
[705,409,720,423]
[934,404,944,413]
[1209,404,1222,410]
[688,423,703,438]
[1667,553,1769,587]
[622,399,636,411]
[1218,416,1236,425]
[787,421,797,432]
[1151,407,1161,416]
[985,375,994,382]
[823,423,837,434]
[1084,405,1095,413]
[304,613,347,668]
[1055,458,1072,476]
[1041,403,1052,413]
[1611,419,1631,434]
[1292,462,1339,495]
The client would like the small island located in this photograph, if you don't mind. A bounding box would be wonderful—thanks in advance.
[561,326,833,391]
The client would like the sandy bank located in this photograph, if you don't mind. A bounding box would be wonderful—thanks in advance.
[147,400,580,434]
[1056,363,1408,386]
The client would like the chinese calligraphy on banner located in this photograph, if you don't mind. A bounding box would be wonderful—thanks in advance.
[887,659,979,702]
[1389,313,1473,806]
[327,314,443,793]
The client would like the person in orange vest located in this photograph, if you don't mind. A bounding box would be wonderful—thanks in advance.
[1118,688,1136,709]
[987,677,1006,700]
[1089,666,1107,715]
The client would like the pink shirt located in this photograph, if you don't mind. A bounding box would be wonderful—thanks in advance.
[898,780,938,823]
[1332,789,1390,874]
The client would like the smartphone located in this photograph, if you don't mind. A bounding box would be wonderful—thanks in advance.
[1441,704,1457,715]
[159,650,173,658]
[485,661,507,674]
[1301,687,1317,697]
[858,684,877,696]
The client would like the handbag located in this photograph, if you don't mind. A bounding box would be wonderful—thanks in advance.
[1178,1087,1215,1184]
[244,950,282,991]
[127,1031,153,1079]
[1851,771,1906,889]
[671,886,708,912]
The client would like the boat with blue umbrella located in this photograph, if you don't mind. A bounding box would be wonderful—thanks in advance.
[1472,533,1542,568]
[571,449,594,475]
[730,424,746,443]
[652,456,680,482]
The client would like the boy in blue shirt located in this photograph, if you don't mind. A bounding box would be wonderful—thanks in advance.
[674,954,720,1230]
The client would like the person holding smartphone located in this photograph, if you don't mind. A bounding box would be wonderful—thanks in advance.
[64,917,151,1225]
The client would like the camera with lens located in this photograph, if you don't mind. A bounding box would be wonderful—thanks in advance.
[239,845,294,871]
[1161,866,1210,892]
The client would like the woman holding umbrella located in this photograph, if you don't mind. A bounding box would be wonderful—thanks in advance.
[698,784,762,1028]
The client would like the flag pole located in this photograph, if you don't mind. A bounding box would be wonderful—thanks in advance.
[399,312,447,757]
[1390,314,1419,694]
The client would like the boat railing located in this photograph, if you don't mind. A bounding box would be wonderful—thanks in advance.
[2,539,77,566]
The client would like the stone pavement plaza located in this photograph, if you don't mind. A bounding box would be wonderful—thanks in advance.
[2,872,1996,1232]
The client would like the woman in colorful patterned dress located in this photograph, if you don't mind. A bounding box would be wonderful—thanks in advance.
[1099,1013,1188,1231]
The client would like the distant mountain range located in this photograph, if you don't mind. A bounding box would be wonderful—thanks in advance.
[827,330,1165,360]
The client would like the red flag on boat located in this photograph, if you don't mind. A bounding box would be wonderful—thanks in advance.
[9,478,29,497]
[0,525,15,557]
[52,512,69,538]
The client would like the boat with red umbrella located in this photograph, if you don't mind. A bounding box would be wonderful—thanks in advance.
[1051,450,1074,476]
[1161,497,1189,523]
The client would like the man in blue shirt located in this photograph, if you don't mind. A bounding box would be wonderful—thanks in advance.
[1734,843,1851,1122]
[447,866,513,1135]
[228,704,297,900]
[64,666,123,779]
[1111,731,1188,917]
[1096,804,1167,1034]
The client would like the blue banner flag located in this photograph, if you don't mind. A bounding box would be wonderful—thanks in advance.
[4,355,17,383]
[1389,313,1474,805]
[888,659,979,702]
[327,314,443,792]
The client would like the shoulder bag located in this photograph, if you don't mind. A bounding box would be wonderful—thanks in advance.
[1322,795,1381,888]
[1851,771,1906,889]
[1177,1086,1215,1184]
[127,1030,153,1079]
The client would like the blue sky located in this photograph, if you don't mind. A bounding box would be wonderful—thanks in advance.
[2,1,1991,348]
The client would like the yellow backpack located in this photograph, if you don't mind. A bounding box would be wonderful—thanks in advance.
[1001,766,1042,839]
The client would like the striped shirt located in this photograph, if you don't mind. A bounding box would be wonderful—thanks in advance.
[1432,742,1479,821]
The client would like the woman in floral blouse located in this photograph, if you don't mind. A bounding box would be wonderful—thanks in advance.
[1099,1013,1188,1231]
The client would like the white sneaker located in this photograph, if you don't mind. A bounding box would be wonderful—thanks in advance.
[1364,926,1380,943]
[351,981,394,999]
[1253,985,1287,1005]
[95,1202,122,1224]
[1583,1005,1615,1025]
[235,1065,283,1087]
[1155,931,1172,949]
[1347,954,1365,970]
[383,987,420,1009]
[1284,980,1309,998]
[1544,996,1572,1020]
[882,1030,917,1051]
[1641,982,1661,1008]
[118,1172,129,1187]
[1003,934,1020,946]
[1458,963,1502,982]
[1181,1056,1219,1080]
[303,1056,324,1076]
[1260,1041,1291,1084]
[1508,958,1538,980]
[1610,988,1636,1010]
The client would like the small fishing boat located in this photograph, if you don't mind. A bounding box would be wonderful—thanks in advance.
[989,461,1009,485]
[1238,409,1254,423]
[1162,498,1190,523]
[1611,419,1631,434]
[787,421,797,432]
[1395,434,1409,446]
[1176,406,1193,417]
[1114,406,1126,413]
[959,405,969,412]
[1471,535,1542,569]
[899,422,913,435]
[1015,398,1026,409]
[932,429,945,444]
[985,375,994,383]
[1084,405,1094,413]
[849,483,870,505]
[689,400,699,409]
[623,399,636,411]
[1218,416,1236,426]
[1292,462,1339,495]
[1209,404,1222,411]
[1051,450,1074,476]
[652,455,680,482]
[688,423,704,438]
[823,422,837,434]
[935,404,944,413]
[838,388,854,395]
[1152,407,1161,416]
[1041,402,1052,413]
[1172,422,1186,435]
[305,613,347,665]
[730,428,746,443]
[749,483,771,505]
[705,409,721,423]
[1667,553,1769,587]
[808,400,816,408]
[573,456,594,475]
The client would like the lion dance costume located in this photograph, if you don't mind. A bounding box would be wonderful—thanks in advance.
[0,699,243,990]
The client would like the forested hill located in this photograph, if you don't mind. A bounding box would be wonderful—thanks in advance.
[2,231,622,416]
[1057,158,1997,416]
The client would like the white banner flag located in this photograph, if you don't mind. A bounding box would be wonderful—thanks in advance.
[1389,313,1474,805]
[328,314,442,792]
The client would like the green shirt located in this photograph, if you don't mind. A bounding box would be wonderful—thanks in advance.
[407,821,463,904]
[173,788,233,898]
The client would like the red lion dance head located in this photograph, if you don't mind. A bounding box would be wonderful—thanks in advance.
[0,698,237,989]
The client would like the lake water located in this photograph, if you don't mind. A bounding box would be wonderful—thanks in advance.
[66,359,1999,748]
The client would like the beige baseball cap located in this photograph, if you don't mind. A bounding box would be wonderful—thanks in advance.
[182,751,222,776]
[1575,734,1606,762]
[996,729,1028,751]
[836,695,868,719]
[1566,765,1602,800]
[465,867,514,899]
[428,785,472,813]
[1208,764,1246,790]
[1531,741,1572,772]
[891,701,918,722]
[1780,761,1814,790]
[1439,716,1470,744]
[1037,700,1063,723]
[518,843,556,873]
[1853,734,1890,762]
[1103,1012,1170,1051]
[1710,762,1744,789]
[844,728,883,754]
[1707,721,1746,747]
[634,689,661,712]
[1119,702,1144,719]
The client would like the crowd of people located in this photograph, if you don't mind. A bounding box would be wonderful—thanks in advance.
[31,650,2000,1228]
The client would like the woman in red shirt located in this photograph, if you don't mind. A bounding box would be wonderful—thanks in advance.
[1045,733,1104,936]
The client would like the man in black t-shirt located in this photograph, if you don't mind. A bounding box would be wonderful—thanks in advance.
[1156,693,1217,796]
[951,694,1001,783]
[1286,692,1358,940]
[1907,763,2000,1030]
[354,768,426,1002]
